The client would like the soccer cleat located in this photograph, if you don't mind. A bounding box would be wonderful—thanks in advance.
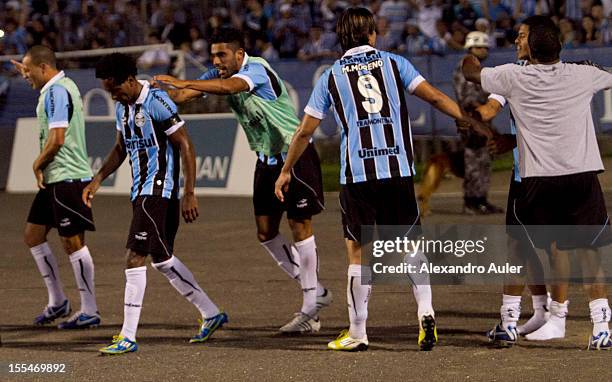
[315,288,333,311]
[279,312,321,333]
[327,329,368,352]
[487,322,518,347]
[33,300,71,325]
[190,312,228,343]
[418,315,438,351]
[99,335,138,355]
[58,311,101,329]
[587,331,612,350]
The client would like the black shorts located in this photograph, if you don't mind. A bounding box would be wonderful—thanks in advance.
[126,196,180,257]
[506,174,522,226]
[27,179,95,237]
[514,171,611,249]
[253,143,324,220]
[506,172,532,242]
[340,176,421,244]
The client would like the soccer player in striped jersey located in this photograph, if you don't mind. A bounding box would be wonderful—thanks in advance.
[11,46,101,329]
[84,53,226,355]
[275,7,483,351]
[153,28,332,334]
[463,16,612,350]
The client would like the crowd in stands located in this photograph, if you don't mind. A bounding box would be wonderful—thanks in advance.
[0,0,611,65]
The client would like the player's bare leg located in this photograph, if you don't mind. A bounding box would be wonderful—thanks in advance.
[25,223,70,325]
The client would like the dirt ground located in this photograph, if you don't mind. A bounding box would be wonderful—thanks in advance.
[1,169,611,381]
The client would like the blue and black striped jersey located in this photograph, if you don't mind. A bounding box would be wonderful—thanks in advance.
[115,81,184,200]
[305,45,426,184]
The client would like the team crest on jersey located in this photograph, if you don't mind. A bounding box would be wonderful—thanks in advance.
[135,112,146,127]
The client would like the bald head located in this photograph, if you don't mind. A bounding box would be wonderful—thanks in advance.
[20,45,60,90]
[25,45,57,68]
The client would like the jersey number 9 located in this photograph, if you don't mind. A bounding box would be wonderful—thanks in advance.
[357,74,383,114]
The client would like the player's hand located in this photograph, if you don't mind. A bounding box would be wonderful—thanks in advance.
[464,116,494,139]
[153,75,186,89]
[10,59,26,78]
[33,167,45,189]
[488,134,516,155]
[181,192,199,223]
[82,180,101,208]
[274,170,291,202]
[455,119,471,131]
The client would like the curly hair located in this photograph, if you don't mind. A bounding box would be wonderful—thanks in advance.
[95,53,137,85]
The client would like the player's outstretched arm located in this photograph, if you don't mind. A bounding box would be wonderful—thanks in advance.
[153,74,249,96]
[414,80,494,139]
[168,127,199,223]
[462,54,482,85]
[83,131,126,207]
[476,98,503,122]
[275,115,321,202]
[151,79,204,104]
[32,128,66,189]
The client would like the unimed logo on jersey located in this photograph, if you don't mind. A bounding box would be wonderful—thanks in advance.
[187,118,237,188]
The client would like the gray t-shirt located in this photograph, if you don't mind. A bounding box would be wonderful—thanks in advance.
[481,62,612,178]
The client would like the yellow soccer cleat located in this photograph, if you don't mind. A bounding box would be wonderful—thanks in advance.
[327,329,368,352]
[99,334,138,355]
[418,315,438,351]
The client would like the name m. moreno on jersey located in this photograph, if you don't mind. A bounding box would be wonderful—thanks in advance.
[342,59,384,73]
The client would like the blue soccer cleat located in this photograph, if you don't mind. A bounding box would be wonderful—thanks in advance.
[34,300,71,325]
[487,322,518,347]
[99,335,138,355]
[587,331,612,350]
[58,311,101,329]
[190,312,228,343]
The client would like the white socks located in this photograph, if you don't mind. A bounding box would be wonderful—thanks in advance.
[30,242,67,307]
[347,264,371,339]
[152,256,220,318]
[260,233,326,296]
[404,252,434,319]
[261,234,301,281]
[69,246,98,315]
[526,300,568,341]
[294,236,318,317]
[501,294,521,331]
[589,298,611,336]
[121,266,146,342]
[413,284,434,319]
[517,294,549,335]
